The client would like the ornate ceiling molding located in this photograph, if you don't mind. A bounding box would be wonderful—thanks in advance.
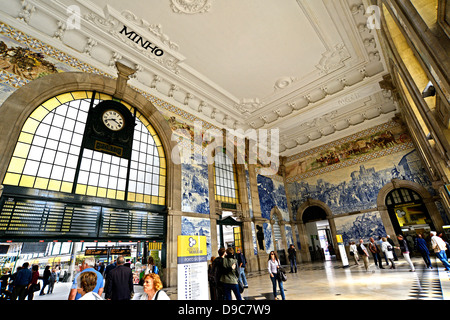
[170,0,212,14]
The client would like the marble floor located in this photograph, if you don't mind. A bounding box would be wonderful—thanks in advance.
[29,256,450,301]
[237,256,450,301]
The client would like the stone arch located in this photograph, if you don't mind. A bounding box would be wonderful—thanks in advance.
[0,71,179,208]
[294,199,337,262]
[377,179,445,235]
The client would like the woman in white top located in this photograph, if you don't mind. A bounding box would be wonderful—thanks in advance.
[349,242,359,265]
[268,251,285,300]
[139,273,170,300]
[381,237,396,269]
[77,271,104,300]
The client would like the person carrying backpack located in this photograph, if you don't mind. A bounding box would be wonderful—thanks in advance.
[358,239,370,271]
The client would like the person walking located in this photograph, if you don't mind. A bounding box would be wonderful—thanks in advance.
[40,265,51,296]
[105,255,134,300]
[268,251,285,300]
[144,256,159,275]
[395,234,415,272]
[431,231,450,271]
[369,237,385,269]
[349,242,360,265]
[27,264,39,300]
[416,233,432,269]
[210,248,226,300]
[47,268,56,294]
[288,244,298,273]
[381,237,395,269]
[357,239,370,271]
[220,247,242,300]
[11,263,31,300]
[387,235,399,261]
[236,248,248,288]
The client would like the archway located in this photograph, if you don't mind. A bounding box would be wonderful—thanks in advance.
[302,206,335,261]
[0,71,179,284]
[296,199,336,263]
[377,179,446,259]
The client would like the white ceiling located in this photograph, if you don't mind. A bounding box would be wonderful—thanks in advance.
[0,0,397,158]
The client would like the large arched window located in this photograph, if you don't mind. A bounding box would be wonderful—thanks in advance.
[3,91,166,206]
[385,187,435,235]
[214,151,239,205]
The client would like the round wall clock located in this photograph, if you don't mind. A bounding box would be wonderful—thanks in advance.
[102,109,125,131]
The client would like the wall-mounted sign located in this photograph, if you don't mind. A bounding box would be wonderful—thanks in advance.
[94,140,123,157]
[120,25,164,57]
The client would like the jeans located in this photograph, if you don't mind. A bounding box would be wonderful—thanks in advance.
[419,250,432,268]
[372,252,384,268]
[435,250,450,270]
[239,267,248,286]
[223,283,242,300]
[270,273,285,300]
[289,257,297,272]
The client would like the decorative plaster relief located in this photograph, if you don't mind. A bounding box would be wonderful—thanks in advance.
[170,0,212,14]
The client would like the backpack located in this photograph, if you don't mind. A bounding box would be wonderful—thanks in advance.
[357,244,365,255]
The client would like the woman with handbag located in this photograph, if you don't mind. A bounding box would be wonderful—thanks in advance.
[268,251,286,300]
[220,247,242,300]
[27,264,40,300]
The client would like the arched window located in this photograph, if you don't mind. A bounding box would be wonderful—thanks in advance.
[3,91,166,206]
[214,151,239,204]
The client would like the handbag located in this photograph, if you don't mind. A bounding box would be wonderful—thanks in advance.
[32,282,41,292]
[278,267,287,282]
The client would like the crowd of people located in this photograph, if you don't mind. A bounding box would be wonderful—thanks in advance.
[2,255,169,301]
[348,231,450,272]
[2,231,450,301]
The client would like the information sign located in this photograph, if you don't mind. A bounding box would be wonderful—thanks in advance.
[336,234,349,267]
[177,235,208,300]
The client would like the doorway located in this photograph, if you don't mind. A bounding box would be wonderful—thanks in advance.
[217,211,243,252]
[302,206,336,261]
[386,188,435,253]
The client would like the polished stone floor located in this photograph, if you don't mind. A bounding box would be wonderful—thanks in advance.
[239,257,450,300]
[29,256,450,301]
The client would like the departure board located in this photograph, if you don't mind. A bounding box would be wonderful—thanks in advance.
[100,207,164,239]
[0,196,166,241]
[0,197,100,238]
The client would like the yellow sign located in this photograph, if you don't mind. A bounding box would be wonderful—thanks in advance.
[177,235,207,264]
[336,234,343,243]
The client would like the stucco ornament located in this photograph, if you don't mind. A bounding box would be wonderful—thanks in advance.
[170,0,212,14]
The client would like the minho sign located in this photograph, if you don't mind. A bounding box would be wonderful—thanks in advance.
[120,25,164,57]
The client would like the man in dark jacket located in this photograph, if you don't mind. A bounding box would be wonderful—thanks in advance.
[105,256,134,300]
[210,248,226,300]
[11,262,32,300]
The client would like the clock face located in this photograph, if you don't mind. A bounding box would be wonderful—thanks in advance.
[102,109,125,131]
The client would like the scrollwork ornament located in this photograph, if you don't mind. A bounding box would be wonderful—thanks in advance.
[170,0,212,14]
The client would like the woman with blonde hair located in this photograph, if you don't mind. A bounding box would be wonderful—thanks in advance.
[140,273,170,300]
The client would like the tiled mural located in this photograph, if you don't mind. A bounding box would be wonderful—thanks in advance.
[288,148,434,217]
[181,216,212,259]
[257,174,289,221]
[181,153,210,214]
[334,211,387,244]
